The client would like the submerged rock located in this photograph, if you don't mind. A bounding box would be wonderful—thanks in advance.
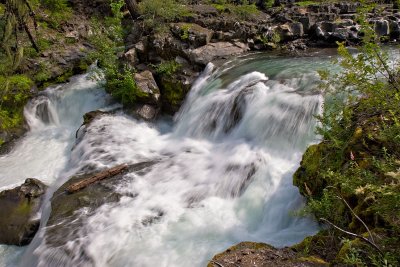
[208,241,328,267]
[0,178,47,246]
[45,162,157,248]
[126,103,159,121]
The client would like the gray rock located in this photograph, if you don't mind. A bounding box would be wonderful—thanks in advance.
[171,23,213,48]
[133,40,148,62]
[214,31,235,41]
[189,42,249,66]
[290,22,304,38]
[335,2,359,14]
[134,70,161,106]
[0,178,47,246]
[335,19,355,27]
[332,27,349,41]
[127,104,159,121]
[123,48,139,68]
[277,24,293,42]
[390,21,400,40]
[298,16,314,32]
[375,19,390,37]
[310,24,326,40]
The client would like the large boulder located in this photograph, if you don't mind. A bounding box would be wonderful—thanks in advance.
[277,23,304,41]
[189,42,249,66]
[134,70,161,106]
[0,178,47,246]
[122,48,139,68]
[375,19,390,37]
[157,67,198,114]
[170,23,213,48]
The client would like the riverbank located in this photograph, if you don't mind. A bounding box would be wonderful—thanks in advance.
[2,0,400,149]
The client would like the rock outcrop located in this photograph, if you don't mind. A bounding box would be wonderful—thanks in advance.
[0,178,47,246]
[208,242,328,267]
[120,1,400,116]
[45,162,156,248]
[189,42,249,66]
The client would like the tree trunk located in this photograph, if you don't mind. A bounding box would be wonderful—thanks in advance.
[66,164,129,193]
[124,0,139,19]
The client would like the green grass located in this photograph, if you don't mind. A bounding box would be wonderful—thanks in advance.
[296,1,319,7]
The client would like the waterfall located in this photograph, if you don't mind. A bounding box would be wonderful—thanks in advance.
[0,54,332,267]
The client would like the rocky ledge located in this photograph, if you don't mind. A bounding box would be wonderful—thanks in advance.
[121,1,400,117]
[208,242,328,267]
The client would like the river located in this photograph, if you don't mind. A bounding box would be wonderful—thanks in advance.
[0,51,334,267]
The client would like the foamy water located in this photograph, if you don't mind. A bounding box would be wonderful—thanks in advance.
[1,54,332,267]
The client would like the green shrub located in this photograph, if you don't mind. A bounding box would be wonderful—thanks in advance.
[0,75,33,134]
[154,60,181,76]
[264,0,274,8]
[88,1,144,107]
[0,75,33,108]
[104,68,140,106]
[138,0,191,22]
[295,1,400,265]
[40,0,69,12]
[211,0,260,20]
[40,0,72,28]
[296,1,318,7]
[231,2,259,20]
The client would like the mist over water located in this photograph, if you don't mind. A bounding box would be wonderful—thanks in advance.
[0,53,332,267]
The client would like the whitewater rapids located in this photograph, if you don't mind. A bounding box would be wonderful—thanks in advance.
[0,53,332,267]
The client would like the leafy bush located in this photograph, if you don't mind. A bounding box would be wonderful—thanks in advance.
[295,1,318,7]
[104,68,140,106]
[138,0,191,23]
[88,0,143,107]
[154,60,181,76]
[295,1,400,265]
[264,0,274,8]
[0,75,33,108]
[211,0,260,20]
[231,2,259,20]
[0,75,33,136]
[40,0,69,11]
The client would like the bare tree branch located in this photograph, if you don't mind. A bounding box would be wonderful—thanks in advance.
[319,218,383,255]
[326,186,375,245]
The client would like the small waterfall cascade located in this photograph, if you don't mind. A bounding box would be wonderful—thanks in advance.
[0,54,333,267]
[0,73,112,189]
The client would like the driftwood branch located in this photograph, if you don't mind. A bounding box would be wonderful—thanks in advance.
[66,164,128,194]
[319,218,383,255]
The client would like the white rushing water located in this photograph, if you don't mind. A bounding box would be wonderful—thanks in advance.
[0,73,114,267]
[0,53,332,267]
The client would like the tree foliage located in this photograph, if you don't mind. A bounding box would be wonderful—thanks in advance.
[296,1,400,265]
[1,0,39,73]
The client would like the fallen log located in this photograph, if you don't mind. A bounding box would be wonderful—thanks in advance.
[66,164,129,194]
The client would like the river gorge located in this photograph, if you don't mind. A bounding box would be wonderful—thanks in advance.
[0,51,337,266]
